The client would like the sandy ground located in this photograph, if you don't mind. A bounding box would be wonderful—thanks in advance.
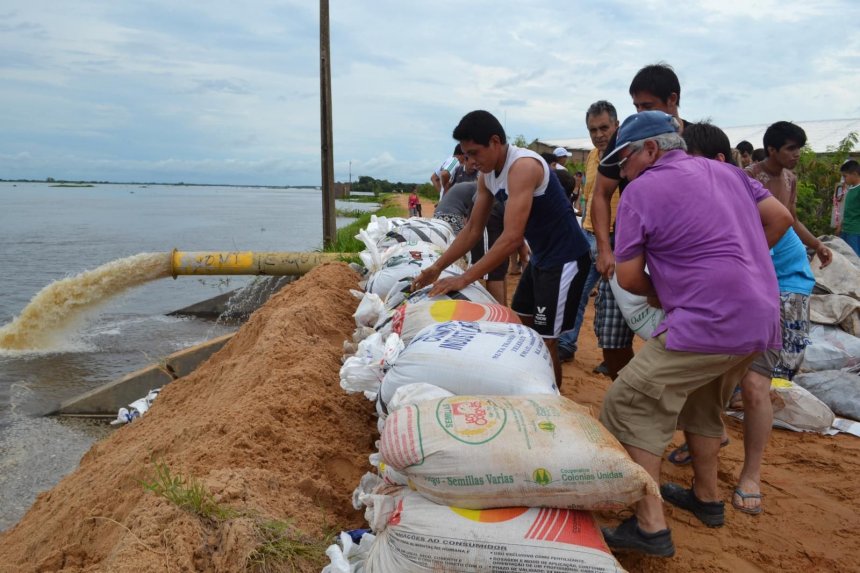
[1,196,858,572]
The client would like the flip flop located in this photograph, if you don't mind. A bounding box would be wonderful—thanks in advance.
[732,487,763,515]
[667,438,730,466]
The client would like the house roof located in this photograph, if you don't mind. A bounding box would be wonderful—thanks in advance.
[538,118,860,153]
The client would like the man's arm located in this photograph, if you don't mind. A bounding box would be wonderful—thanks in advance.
[591,172,620,279]
[430,172,442,194]
[757,196,794,247]
[441,170,452,194]
[423,158,540,296]
[789,202,832,268]
[411,178,493,291]
[615,254,656,297]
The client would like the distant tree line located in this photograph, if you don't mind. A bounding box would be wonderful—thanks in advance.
[350,175,416,194]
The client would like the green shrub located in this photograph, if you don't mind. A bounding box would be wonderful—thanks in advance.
[795,132,857,236]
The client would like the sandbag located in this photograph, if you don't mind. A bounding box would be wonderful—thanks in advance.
[812,239,860,299]
[340,333,400,398]
[770,377,835,432]
[794,369,860,421]
[352,290,385,328]
[609,274,665,340]
[362,242,444,298]
[379,321,558,407]
[348,487,626,573]
[377,299,521,344]
[801,324,860,372]
[809,293,860,336]
[382,271,497,311]
[379,394,660,510]
[376,218,455,250]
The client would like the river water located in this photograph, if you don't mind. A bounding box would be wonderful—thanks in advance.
[0,181,376,530]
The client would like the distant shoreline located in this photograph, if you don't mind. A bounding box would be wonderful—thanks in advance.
[1,179,325,190]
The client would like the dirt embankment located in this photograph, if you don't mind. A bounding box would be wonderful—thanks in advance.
[2,221,859,572]
[0,264,375,573]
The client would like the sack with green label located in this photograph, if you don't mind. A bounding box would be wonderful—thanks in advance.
[379,394,659,510]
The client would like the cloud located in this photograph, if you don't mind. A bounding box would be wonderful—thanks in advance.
[0,1,857,185]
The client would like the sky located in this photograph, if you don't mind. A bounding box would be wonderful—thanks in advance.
[1,0,859,186]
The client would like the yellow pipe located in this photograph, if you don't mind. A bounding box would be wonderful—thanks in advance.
[170,249,347,278]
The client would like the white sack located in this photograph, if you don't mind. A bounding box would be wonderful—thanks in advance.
[379,394,660,510]
[379,321,558,407]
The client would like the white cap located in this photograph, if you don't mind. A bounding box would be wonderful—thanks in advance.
[553,147,572,158]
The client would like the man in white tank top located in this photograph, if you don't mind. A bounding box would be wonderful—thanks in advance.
[412,110,591,385]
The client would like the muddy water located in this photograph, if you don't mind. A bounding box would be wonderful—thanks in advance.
[0,181,376,530]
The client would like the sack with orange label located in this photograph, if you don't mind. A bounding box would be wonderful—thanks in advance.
[376,299,521,344]
[323,485,626,573]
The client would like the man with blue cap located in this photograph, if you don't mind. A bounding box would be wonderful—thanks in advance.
[597,111,793,557]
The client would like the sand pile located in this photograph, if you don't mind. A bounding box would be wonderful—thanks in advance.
[0,263,375,573]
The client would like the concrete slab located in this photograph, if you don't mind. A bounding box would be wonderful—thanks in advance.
[54,333,234,416]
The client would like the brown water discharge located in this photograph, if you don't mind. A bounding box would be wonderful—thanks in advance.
[0,252,172,351]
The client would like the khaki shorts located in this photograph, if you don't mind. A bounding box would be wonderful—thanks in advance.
[599,333,756,456]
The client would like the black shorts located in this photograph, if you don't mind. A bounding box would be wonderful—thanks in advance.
[469,226,507,281]
[510,253,591,338]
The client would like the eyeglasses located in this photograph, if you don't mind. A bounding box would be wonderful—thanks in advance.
[617,146,643,169]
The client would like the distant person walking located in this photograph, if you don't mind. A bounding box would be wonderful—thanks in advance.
[408,189,420,217]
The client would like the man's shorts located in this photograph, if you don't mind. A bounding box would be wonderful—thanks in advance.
[510,253,591,338]
[599,332,756,456]
[749,292,810,381]
[594,279,635,349]
[469,225,507,281]
[433,212,465,235]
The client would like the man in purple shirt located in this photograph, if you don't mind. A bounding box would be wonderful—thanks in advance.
[598,111,792,557]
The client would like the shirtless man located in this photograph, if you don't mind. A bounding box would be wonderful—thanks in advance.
[412,110,591,385]
[745,121,832,269]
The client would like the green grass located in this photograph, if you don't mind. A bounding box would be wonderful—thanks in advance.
[341,193,383,203]
[141,462,335,572]
[140,462,237,522]
[324,195,405,255]
[247,518,334,572]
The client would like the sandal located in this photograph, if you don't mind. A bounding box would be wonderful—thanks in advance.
[667,437,730,466]
[660,482,725,527]
[732,487,763,515]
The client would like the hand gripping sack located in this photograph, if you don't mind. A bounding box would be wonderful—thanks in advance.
[383,276,497,312]
[351,488,626,573]
[609,274,665,340]
[379,321,558,407]
[377,299,521,344]
[362,242,443,298]
[379,394,660,510]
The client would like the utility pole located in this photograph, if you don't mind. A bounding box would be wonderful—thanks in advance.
[348,160,352,197]
[319,0,336,247]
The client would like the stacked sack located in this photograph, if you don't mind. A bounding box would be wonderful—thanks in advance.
[327,215,652,572]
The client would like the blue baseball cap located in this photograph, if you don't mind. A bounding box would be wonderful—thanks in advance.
[600,111,679,167]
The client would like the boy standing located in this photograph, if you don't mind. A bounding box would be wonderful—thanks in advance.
[836,159,860,256]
